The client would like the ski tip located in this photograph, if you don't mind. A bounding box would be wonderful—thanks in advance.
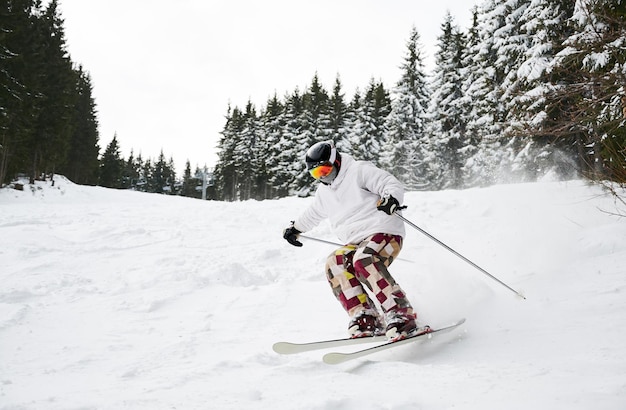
[272,342,292,354]
[322,352,348,365]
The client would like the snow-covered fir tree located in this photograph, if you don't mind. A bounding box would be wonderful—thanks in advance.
[288,75,333,195]
[99,135,124,189]
[278,88,310,195]
[427,14,469,189]
[328,75,352,154]
[456,7,487,186]
[383,26,431,189]
[462,0,531,185]
[344,90,363,158]
[350,79,391,167]
[262,94,289,198]
[213,105,243,201]
[548,0,626,180]
[235,101,263,200]
[506,0,578,180]
[461,0,505,186]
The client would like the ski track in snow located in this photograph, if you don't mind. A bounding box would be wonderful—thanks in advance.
[1,176,625,409]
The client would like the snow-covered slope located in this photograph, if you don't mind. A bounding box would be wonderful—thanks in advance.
[1,177,625,409]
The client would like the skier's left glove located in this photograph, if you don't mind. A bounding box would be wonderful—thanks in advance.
[283,221,303,247]
[376,195,400,215]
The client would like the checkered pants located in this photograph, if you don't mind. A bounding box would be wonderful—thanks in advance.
[325,233,414,318]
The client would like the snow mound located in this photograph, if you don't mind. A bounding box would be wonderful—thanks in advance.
[1,179,625,409]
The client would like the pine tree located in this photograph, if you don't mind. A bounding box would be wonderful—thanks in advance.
[213,105,244,201]
[548,0,626,181]
[384,26,431,189]
[345,90,363,157]
[462,0,525,186]
[99,135,124,188]
[329,75,350,151]
[60,66,100,185]
[153,150,168,194]
[233,101,259,200]
[304,73,332,136]
[261,93,287,198]
[0,0,33,184]
[351,78,391,167]
[133,153,146,191]
[505,0,578,180]
[29,0,76,181]
[456,6,489,186]
[121,149,138,189]
[166,156,177,194]
[286,78,328,195]
[141,158,155,192]
[428,14,471,189]
[493,0,561,183]
[181,160,200,198]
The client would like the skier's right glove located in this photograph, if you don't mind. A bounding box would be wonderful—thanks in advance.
[283,221,303,247]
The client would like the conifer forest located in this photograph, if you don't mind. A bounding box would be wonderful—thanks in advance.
[2,0,625,201]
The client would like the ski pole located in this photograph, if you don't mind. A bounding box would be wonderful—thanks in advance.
[394,212,526,299]
[300,235,344,247]
[299,234,414,263]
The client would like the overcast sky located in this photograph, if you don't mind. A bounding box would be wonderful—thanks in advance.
[59,0,477,172]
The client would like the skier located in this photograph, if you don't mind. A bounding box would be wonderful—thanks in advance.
[282,140,427,341]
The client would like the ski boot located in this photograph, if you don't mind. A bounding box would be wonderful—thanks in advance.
[348,309,383,338]
[385,310,431,341]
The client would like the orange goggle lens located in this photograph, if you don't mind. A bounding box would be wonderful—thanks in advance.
[309,163,334,179]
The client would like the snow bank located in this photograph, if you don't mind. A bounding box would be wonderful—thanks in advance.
[1,178,625,409]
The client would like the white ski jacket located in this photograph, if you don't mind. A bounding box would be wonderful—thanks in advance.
[294,154,406,244]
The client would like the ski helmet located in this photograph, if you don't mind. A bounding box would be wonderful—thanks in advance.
[305,140,341,184]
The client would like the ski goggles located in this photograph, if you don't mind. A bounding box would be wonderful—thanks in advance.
[308,162,334,180]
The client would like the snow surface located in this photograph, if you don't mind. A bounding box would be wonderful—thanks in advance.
[1,176,625,409]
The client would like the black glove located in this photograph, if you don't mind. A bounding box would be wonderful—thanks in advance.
[283,222,303,247]
[376,195,400,215]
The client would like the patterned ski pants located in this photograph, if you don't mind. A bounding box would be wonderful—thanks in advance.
[325,233,414,318]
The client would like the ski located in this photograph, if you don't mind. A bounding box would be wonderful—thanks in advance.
[273,334,387,355]
[322,318,466,365]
